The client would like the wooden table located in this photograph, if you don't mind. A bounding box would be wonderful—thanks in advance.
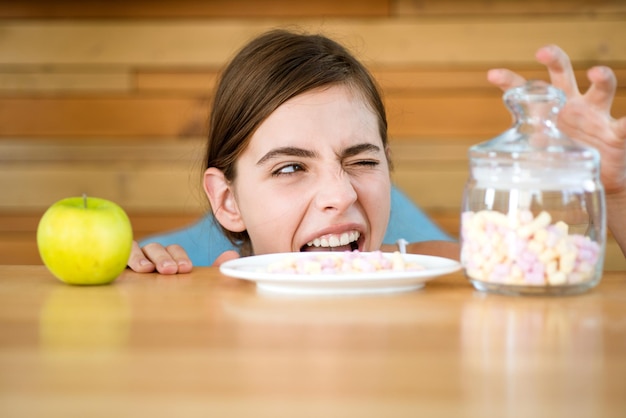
[1,265,625,418]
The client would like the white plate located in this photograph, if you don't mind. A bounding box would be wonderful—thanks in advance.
[219,252,461,296]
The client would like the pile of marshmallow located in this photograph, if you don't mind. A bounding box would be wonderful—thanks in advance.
[266,251,424,275]
[461,210,601,286]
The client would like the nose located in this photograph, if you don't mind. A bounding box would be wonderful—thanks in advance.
[313,169,358,213]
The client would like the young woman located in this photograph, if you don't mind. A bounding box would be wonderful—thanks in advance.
[128,29,626,274]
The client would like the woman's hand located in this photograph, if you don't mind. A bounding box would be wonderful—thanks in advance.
[488,44,626,255]
[487,44,626,194]
[127,241,193,274]
[126,241,240,273]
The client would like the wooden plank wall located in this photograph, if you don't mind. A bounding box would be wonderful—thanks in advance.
[1,0,625,269]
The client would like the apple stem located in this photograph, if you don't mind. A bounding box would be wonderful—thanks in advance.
[83,193,87,209]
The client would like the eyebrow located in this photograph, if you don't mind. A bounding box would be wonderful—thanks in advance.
[341,143,381,158]
[256,146,318,166]
[256,143,382,166]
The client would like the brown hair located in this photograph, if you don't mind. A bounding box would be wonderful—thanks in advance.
[205,29,389,253]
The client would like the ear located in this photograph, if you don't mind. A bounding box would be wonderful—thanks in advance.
[203,168,246,233]
[384,144,394,172]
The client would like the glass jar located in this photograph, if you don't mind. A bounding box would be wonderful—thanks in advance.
[461,80,606,296]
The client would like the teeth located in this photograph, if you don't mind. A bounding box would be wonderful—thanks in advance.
[307,231,360,248]
[340,234,350,245]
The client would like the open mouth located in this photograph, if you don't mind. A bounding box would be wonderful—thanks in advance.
[301,231,361,252]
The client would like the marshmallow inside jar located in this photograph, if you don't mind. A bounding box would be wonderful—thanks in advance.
[460,80,606,296]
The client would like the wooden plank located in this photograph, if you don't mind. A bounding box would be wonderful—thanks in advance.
[0,96,211,137]
[393,0,626,16]
[2,92,621,139]
[390,140,472,163]
[355,19,626,67]
[2,91,625,139]
[3,0,625,19]
[392,169,467,212]
[427,210,461,238]
[0,212,204,235]
[0,71,131,93]
[0,138,205,162]
[135,71,219,93]
[0,162,204,211]
[387,93,508,139]
[0,235,40,265]
[373,68,626,93]
[0,19,624,67]
[387,93,626,139]
[0,163,127,209]
[135,68,626,93]
[0,0,390,18]
[389,142,470,212]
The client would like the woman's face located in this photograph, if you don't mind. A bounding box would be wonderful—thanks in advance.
[229,84,391,255]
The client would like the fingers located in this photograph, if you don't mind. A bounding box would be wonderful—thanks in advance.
[487,45,577,94]
[585,65,617,112]
[487,68,527,92]
[212,250,240,267]
[535,44,579,97]
[162,244,193,274]
[127,241,193,275]
[127,241,157,273]
[490,45,614,106]
[535,45,618,112]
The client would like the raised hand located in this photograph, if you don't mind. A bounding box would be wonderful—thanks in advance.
[487,44,626,256]
[487,44,626,194]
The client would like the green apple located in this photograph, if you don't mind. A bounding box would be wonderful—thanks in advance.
[37,196,133,285]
